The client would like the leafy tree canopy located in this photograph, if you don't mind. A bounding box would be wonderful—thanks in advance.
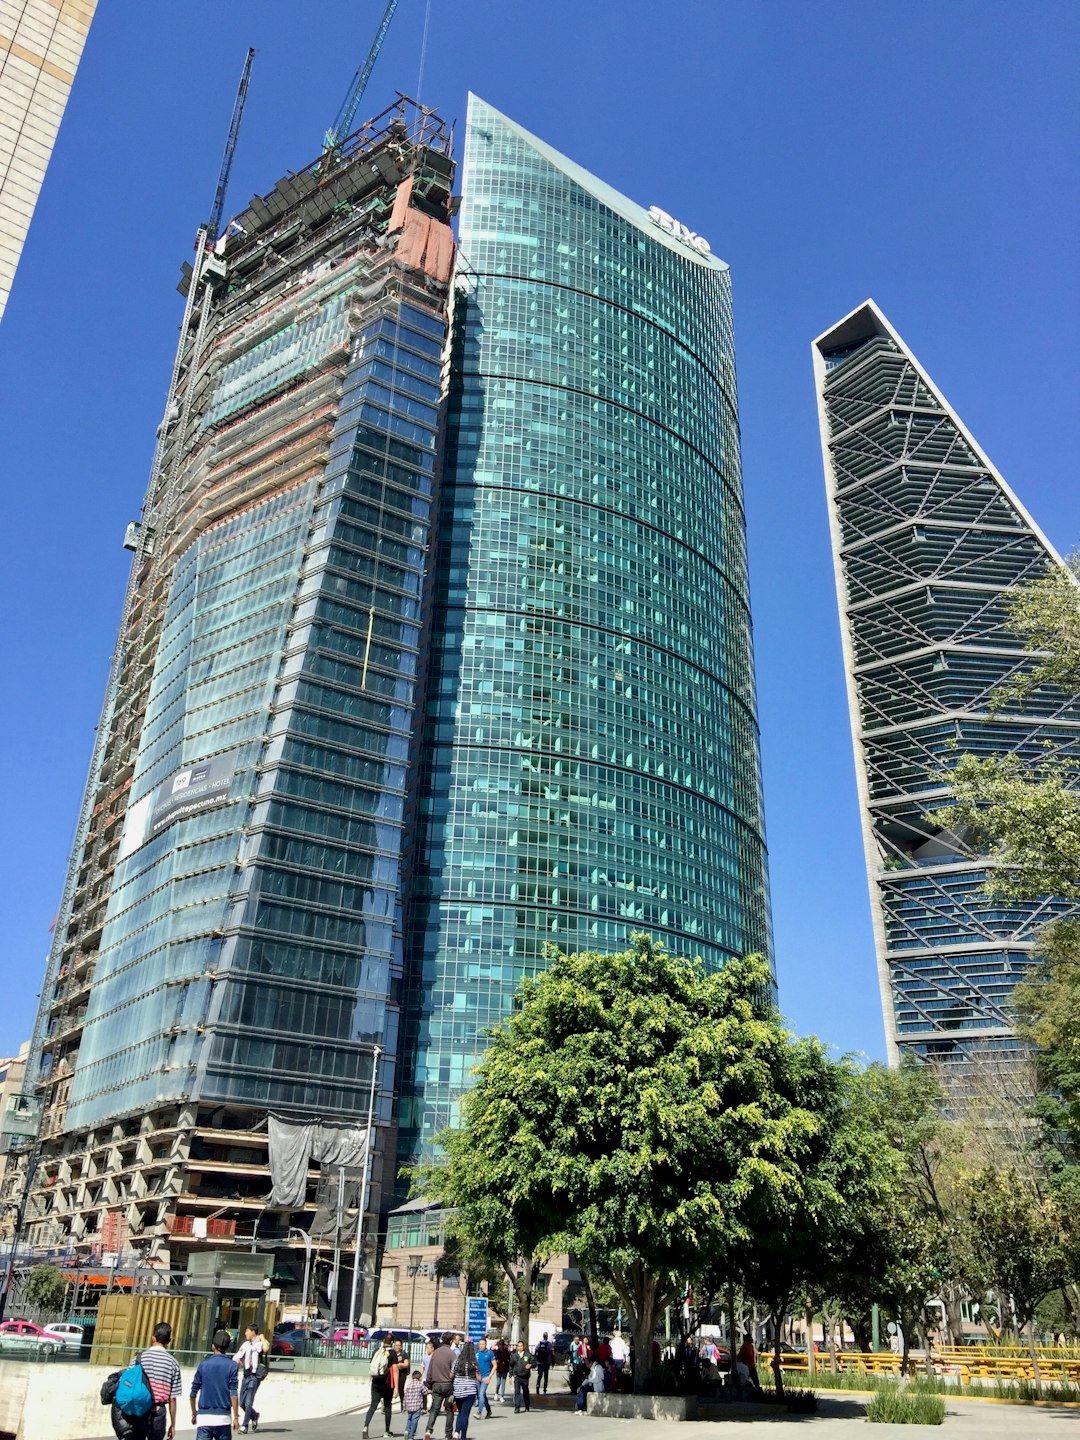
[420,936,891,1391]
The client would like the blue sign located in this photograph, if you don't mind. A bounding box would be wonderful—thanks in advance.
[466,1296,489,1342]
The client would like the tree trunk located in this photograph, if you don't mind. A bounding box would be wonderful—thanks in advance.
[770,1308,785,1399]
[504,1258,533,1343]
[1026,1318,1042,1398]
[943,1287,964,1345]
[610,1261,664,1394]
[727,1285,738,1372]
[581,1268,600,1352]
[805,1302,816,1380]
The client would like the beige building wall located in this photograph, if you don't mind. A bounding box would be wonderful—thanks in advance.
[0,0,96,321]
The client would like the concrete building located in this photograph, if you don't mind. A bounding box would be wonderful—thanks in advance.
[814,300,1080,1067]
[0,1041,33,1239]
[27,98,457,1313]
[0,0,97,320]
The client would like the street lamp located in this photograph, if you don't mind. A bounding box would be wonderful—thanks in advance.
[289,1227,313,1320]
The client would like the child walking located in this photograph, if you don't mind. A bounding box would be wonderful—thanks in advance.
[404,1369,427,1440]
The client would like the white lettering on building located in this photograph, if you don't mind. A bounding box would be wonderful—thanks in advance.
[647,206,711,254]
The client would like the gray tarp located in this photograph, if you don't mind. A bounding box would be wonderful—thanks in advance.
[268,1116,369,1209]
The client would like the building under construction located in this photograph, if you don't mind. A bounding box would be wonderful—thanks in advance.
[26,94,456,1313]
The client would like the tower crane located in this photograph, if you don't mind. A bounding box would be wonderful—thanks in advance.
[323,0,400,154]
[208,47,255,240]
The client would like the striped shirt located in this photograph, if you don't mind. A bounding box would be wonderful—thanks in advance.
[138,1345,182,1404]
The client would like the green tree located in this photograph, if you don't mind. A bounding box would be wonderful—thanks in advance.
[24,1263,67,1315]
[965,1168,1067,1391]
[736,1049,900,1394]
[422,937,858,1391]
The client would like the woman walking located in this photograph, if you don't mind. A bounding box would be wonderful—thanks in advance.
[493,1338,510,1403]
[394,1338,408,1411]
[452,1341,479,1440]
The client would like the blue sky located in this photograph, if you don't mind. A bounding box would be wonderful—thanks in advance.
[1,0,1077,1063]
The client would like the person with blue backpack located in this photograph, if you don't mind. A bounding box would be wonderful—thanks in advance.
[108,1321,182,1439]
[190,1329,240,1438]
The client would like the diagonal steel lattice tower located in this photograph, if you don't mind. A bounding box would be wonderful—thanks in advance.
[813,300,1080,1067]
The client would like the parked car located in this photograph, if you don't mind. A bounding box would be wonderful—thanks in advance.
[43,1322,85,1351]
[365,1327,432,1351]
[270,1325,329,1356]
[0,1320,61,1356]
[330,1326,369,1345]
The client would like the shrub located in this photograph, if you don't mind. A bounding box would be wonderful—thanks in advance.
[865,1388,945,1425]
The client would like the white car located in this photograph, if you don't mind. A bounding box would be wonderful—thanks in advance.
[43,1323,84,1351]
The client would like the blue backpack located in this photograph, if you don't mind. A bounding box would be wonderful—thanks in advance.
[115,1362,153,1418]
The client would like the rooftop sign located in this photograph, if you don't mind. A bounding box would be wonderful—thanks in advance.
[647,206,711,254]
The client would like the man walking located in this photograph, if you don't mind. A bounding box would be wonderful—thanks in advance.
[533,1334,551,1395]
[117,1321,182,1440]
[234,1322,267,1433]
[423,1331,456,1440]
[363,1336,396,1438]
[190,1329,239,1440]
[511,1339,533,1413]
[474,1337,494,1418]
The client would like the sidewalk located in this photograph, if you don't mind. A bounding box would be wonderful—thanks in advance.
[86,1391,1080,1439]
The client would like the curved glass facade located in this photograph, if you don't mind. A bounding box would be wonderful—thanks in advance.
[400,97,772,1157]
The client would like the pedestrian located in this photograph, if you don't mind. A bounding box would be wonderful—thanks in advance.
[394,1339,408,1411]
[511,1339,533,1413]
[533,1333,551,1395]
[609,1332,627,1373]
[474,1337,494,1418]
[363,1336,396,1438]
[422,1341,436,1409]
[736,1332,762,1395]
[452,1340,479,1440]
[234,1322,268,1433]
[403,1369,427,1440]
[190,1329,240,1440]
[493,1338,510,1403]
[423,1331,457,1440]
[573,1357,606,1415]
[594,1336,612,1366]
[113,1320,182,1440]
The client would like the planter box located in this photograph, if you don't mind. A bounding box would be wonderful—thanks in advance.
[590,1393,700,1422]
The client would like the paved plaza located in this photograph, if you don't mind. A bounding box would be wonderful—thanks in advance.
[88,1392,1080,1440]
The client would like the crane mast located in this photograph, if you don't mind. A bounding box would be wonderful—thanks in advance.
[324,0,400,154]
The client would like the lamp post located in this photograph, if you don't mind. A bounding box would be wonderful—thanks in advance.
[289,1226,313,1320]
[347,1044,381,1335]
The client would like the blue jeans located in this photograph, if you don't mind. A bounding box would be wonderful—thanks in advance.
[406,1409,423,1440]
[240,1371,262,1427]
[575,1383,594,1413]
[475,1377,490,1414]
[495,1372,507,1400]
[196,1428,232,1440]
[455,1394,475,1439]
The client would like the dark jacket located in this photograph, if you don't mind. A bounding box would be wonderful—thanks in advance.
[428,1342,456,1389]
[512,1349,533,1379]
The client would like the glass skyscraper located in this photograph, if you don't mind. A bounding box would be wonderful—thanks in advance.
[27,92,772,1296]
[399,97,771,1160]
[814,300,1079,1066]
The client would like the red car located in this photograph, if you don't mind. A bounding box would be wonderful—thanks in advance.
[331,1326,368,1345]
[0,1320,51,1337]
